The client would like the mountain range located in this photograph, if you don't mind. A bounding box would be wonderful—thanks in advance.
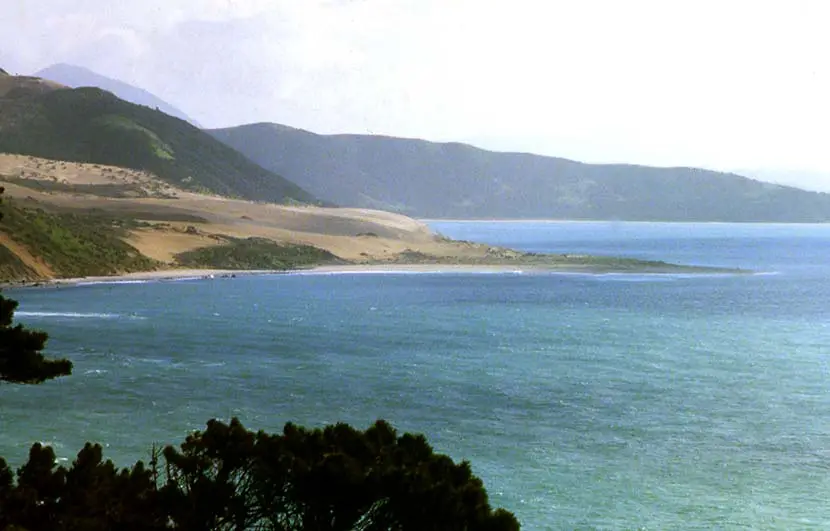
[210,123,830,222]
[10,63,830,222]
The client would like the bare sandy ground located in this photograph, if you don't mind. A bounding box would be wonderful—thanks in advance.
[0,154,499,273]
[0,232,55,278]
[0,154,179,196]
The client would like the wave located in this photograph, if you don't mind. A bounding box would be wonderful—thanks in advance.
[290,270,430,276]
[73,275,230,288]
[289,269,527,276]
[75,280,152,286]
[592,276,678,283]
[290,269,744,279]
[583,270,756,282]
[16,311,121,319]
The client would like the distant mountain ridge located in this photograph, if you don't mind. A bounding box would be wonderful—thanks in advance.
[209,123,830,222]
[34,63,199,126]
[0,75,315,204]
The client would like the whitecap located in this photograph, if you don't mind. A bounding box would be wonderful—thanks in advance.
[289,270,424,276]
[16,311,120,319]
[290,269,528,276]
[75,280,151,286]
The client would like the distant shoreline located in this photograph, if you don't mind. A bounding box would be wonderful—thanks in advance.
[2,261,749,290]
[421,218,830,224]
[1,269,281,290]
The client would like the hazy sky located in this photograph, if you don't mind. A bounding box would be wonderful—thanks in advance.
[3,1,830,188]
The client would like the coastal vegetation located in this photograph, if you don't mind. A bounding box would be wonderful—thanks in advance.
[175,237,342,270]
[0,197,157,279]
[386,246,743,274]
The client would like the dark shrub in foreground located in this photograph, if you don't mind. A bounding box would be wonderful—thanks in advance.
[0,418,519,530]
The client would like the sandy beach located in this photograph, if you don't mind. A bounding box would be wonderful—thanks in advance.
[3,263,607,289]
[2,268,282,288]
[4,260,736,290]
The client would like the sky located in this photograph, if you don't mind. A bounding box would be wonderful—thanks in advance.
[2,0,830,189]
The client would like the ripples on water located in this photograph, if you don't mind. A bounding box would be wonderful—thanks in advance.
[3,222,830,530]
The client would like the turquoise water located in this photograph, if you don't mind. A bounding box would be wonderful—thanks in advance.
[3,221,830,529]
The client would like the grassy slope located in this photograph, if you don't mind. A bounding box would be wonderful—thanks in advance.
[0,200,157,278]
[0,199,345,281]
[210,123,830,222]
[0,86,317,204]
[175,238,342,270]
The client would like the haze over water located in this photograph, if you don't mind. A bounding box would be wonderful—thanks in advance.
[4,221,830,529]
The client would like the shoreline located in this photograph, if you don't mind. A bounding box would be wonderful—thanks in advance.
[2,262,749,290]
[2,268,282,289]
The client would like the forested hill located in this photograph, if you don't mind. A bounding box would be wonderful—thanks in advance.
[0,74,316,205]
[210,122,830,222]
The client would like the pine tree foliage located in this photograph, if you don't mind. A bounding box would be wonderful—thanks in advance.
[0,419,521,530]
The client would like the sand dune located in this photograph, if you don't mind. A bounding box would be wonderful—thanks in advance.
[0,153,490,267]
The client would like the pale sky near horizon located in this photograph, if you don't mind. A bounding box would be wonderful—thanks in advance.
[2,0,829,189]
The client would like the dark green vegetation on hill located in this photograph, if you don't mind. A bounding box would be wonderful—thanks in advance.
[0,198,157,279]
[211,123,830,222]
[35,63,199,125]
[176,237,341,270]
[0,79,317,204]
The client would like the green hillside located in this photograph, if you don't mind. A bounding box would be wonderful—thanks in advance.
[211,123,830,222]
[0,199,157,280]
[0,80,316,204]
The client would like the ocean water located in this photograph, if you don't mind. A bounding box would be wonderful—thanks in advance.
[3,221,830,530]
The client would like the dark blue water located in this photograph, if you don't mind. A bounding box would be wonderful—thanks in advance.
[3,221,830,529]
